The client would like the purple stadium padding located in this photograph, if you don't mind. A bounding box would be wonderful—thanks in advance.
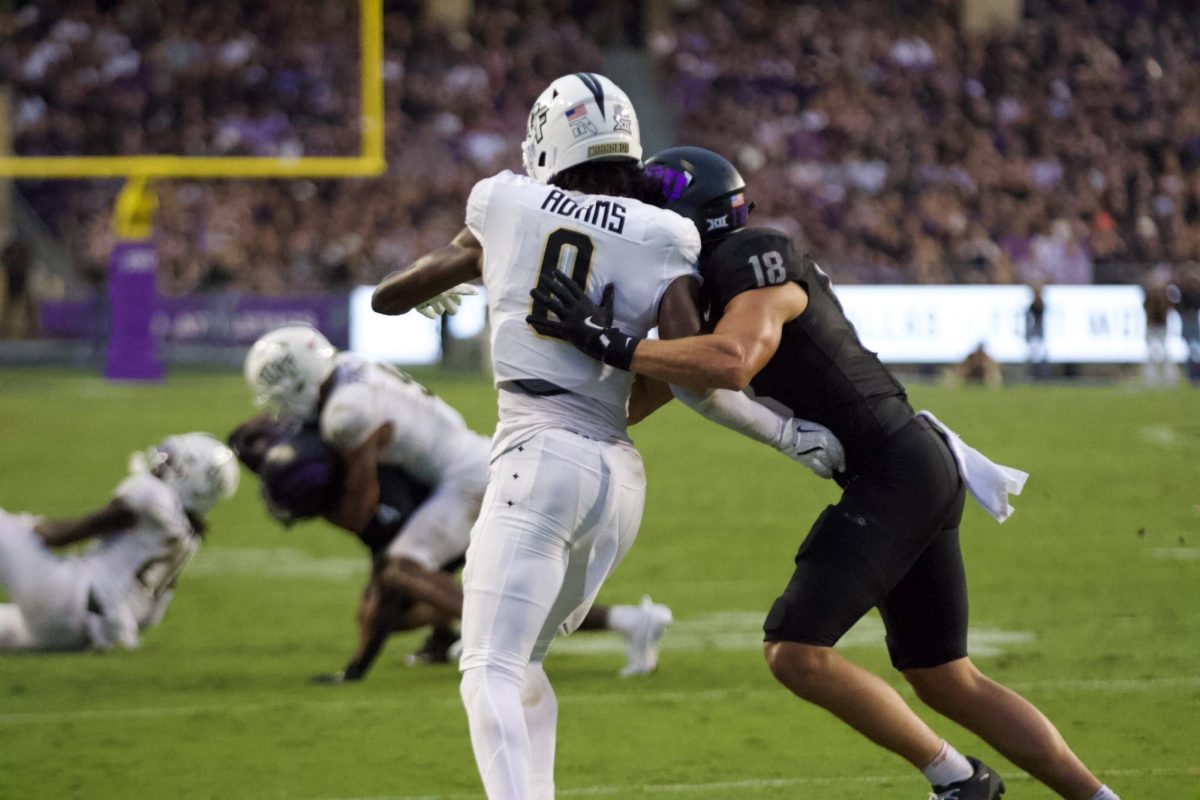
[105,239,164,381]
[43,294,350,350]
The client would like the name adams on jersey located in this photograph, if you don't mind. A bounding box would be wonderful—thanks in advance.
[541,189,627,234]
[699,227,914,474]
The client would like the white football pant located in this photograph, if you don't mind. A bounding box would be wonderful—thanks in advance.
[385,472,483,570]
[0,510,91,651]
[458,429,646,800]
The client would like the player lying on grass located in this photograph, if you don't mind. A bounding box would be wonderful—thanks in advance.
[0,433,238,652]
[238,330,674,680]
[530,146,1119,800]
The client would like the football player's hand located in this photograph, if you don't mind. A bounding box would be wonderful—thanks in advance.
[415,283,477,319]
[777,418,846,479]
[310,669,362,685]
[526,274,640,370]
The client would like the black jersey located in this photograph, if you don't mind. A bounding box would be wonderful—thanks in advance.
[358,466,432,556]
[700,227,913,473]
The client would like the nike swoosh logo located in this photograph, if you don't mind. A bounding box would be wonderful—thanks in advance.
[583,316,605,331]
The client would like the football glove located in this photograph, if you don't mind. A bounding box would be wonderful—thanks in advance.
[777,418,846,479]
[527,274,640,370]
[415,283,477,319]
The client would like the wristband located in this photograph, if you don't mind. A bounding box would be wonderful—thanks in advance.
[599,331,641,371]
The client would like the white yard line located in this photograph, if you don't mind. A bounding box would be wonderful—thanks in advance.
[551,613,1034,658]
[2,676,1197,725]
[1139,424,1183,448]
[1151,547,1200,561]
[188,542,1200,581]
[306,767,1200,800]
[187,546,366,580]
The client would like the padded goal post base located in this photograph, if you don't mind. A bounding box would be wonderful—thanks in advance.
[105,178,162,382]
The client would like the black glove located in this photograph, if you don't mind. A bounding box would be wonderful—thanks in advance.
[526,272,640,371]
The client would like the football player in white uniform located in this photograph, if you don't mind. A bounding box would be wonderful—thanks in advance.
[0,433,238,652]
[228,412,677,681]
[245,324,485,627]
[371,73,844,800]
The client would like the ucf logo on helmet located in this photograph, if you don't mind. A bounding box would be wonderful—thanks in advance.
[529,102,549,144]
[259,353,300,387]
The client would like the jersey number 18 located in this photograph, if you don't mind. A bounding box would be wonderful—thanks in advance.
[748,251,786,287]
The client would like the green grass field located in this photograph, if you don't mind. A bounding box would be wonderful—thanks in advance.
[1,368,1197,799]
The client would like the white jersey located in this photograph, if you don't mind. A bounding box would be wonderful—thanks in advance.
[466,170,699,446]
[320,353,488,486]
[80,473,198,632]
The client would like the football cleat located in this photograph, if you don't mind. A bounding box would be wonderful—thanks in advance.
[405,627,462,667]
[929,757,1005,800]
[619,596,673,678]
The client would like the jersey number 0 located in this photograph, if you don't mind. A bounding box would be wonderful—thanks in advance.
[530,228,594,320]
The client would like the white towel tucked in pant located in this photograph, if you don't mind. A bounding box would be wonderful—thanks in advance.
[917,410,1029,523]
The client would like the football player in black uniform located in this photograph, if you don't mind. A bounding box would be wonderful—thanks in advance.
[229,416,675,683]
[230,416,460,682]
[528,148,1118,800]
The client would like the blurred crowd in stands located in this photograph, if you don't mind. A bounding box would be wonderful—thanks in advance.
[3,0,1200,300]
[659,0,1200,287]
[3,0,604,295]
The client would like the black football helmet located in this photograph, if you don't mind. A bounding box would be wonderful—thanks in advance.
[227,414,301,473]
[259,429,343,525]
[644,146,749,244]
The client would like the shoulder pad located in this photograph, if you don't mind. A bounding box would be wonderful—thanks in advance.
[700,227,804,314]
[710,228,799,265]
[320,383,380,452]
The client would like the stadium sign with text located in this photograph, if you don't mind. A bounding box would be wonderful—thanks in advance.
[277,285,1188,365]
[834,285,1185,363]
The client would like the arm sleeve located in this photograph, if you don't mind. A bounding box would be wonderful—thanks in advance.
[320,384,385,453]
[112,474,190,541]
[669,386,788,447]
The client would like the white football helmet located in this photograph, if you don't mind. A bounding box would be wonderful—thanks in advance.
[522,72,642,183]
[129,433,240,516]
[243,325,337,420]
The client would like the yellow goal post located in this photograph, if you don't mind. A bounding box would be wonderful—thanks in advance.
[0,0,385,180]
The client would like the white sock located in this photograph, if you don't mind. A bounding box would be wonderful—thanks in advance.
[521,662,558,800]
[921,741,974,787]
[460,665,532,799]
[607,604,640,635]
[1089,786,1119,800]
